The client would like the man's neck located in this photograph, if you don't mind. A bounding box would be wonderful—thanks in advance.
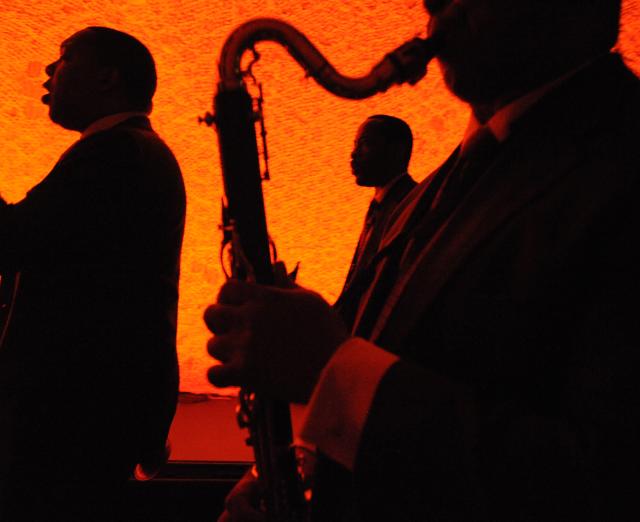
[467,53,605,143]
[374,173,406,202]
[471,52,606,123]
[472,83,551,124]
[80,111,148,139]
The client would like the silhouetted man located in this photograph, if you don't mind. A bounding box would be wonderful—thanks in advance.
[0,27,185,521]
[338,115,416,300]
[207,1,639,520]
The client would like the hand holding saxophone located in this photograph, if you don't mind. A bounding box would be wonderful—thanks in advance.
[205,279,348,404]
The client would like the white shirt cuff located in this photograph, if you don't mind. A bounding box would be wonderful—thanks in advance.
[297,337,398,471]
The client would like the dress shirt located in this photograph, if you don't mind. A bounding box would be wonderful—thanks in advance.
[373,171,410,203]
[358,173,413,262]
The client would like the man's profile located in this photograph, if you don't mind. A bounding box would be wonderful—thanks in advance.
[0,27,185,521]
[338,115,416,299]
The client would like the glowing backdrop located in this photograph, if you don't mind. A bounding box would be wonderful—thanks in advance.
[1,1,639,392]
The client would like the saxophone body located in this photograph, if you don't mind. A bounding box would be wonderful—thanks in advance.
[205,18,439,521]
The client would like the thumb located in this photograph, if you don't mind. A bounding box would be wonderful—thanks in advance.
[272,261,297,289]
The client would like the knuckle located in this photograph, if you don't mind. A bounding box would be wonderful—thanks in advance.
[206,337,218,357]
[207,365,224,386]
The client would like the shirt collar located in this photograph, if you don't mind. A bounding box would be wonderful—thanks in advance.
[374,172,408,203]
[81,111,148,140]
[461,57,598,151]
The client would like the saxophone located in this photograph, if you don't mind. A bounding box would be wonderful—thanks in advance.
[202,18,439,521]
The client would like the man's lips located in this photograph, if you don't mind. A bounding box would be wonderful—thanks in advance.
[42,81,51,104]
[351,160,362,177]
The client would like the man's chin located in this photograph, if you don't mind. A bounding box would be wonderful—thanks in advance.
[354,176,371,187]
[46,110,80,131]
[44,101,59,122]
[47,107,61,125]
[441,60,520,111]
[443,73,494,111]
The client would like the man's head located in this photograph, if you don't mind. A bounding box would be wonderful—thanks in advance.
[351,115,413,188]
[425,0,622,119]
[42,27,156,131]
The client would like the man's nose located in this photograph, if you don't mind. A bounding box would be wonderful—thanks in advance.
[423,0,450,16]
[44,61,57,77]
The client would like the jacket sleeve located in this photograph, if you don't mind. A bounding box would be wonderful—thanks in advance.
[298,337,398,470]
[0,150,125,272]
[348,192,640,522]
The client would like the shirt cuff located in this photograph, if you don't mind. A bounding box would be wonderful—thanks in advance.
[297,337,398,471]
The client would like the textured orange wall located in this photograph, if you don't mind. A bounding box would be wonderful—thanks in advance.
[1,1,639,393]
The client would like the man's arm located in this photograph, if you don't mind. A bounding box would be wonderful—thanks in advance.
[206,280,349,403]
[205,281,481,520]
[205,270,640,521]
[298,337,398,471]
[0,134,141,272]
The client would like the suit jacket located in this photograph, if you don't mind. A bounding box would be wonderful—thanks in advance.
[339,174,417,294]
[334,174,416,325]
[317,54,640,521]
[0,116,185,520]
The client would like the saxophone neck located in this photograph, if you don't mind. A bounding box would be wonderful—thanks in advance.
[216,17,440,99]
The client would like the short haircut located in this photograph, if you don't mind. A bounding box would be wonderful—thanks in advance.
[549,0,621,49]
[367,115,413,170]
[82,27,157,113]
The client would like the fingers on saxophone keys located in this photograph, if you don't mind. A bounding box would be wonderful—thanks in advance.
[217,279,262,305]
[207,327,252,387]
[204,303,240,335]
[207,356,244,388]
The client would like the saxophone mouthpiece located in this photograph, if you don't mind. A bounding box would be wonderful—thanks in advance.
[386,35,441,87]
[423,34,444,59]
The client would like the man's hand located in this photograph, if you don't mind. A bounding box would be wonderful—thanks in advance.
[204,280,348,403]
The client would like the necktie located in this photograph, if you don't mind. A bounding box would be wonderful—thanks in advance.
[334,199,381,325]
[359,199,380,251]
[405,127,500,262]
[347,199,380,280]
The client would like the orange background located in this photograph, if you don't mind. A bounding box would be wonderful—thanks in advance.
[1,1,639,393]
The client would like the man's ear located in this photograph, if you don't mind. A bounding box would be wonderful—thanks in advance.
[97,66,120,93]
[391,143,410,173]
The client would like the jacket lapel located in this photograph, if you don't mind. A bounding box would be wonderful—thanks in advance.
[369,53,627,347]
[372,127,579,345]
[379,150,459,253]
[349,151,458,332]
